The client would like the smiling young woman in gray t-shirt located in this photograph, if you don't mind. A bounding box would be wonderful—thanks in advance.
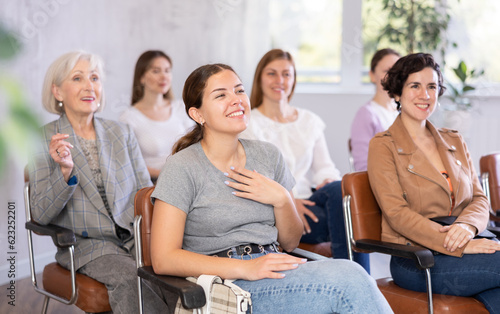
[149,63,392,314]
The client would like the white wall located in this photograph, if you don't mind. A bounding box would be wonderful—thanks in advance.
[1,0,500,287]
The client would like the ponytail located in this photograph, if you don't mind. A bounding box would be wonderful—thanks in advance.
[171,124,203,155]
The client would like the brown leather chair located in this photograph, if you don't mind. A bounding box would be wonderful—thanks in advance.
[23,173,111,313]
[341,171,488,314]
[297,242,332,257]
[133,186,327,313]
[480,152,500,228]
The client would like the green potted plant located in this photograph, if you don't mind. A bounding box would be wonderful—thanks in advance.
[445,60,485,111]
[440,60,484,136]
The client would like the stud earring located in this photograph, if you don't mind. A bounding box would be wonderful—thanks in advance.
[58,102,63,107]
[200,121,204,127]
[97,103,101,108]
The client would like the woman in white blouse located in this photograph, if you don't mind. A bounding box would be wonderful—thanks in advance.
[120,50,193,182]
[240,49,369,271]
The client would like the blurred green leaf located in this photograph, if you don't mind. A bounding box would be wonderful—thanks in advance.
[462,85,475,92]
[0,25,22,60]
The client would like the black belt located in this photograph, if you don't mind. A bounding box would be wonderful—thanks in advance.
[213,243,279,258]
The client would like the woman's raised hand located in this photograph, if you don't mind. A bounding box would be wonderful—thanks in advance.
[240,253,307,281]
[49,133,74,181]
[224,166,290,208]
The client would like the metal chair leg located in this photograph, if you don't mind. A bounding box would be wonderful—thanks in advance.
[41,295,50,314]
[138,277,144,314]
[425,268,434,314]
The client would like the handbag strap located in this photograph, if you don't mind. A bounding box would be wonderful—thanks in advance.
[197,274,223,314]
[224,280,252,313]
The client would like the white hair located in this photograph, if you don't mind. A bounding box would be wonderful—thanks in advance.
[42,51,105,115]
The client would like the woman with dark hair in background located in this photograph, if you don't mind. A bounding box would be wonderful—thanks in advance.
[350,48,400,171]
[368,53,500,313]
[120,50,193,182]
[240,49,370,272]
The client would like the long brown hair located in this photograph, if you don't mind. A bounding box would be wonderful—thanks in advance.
[131,50,173,105]
[172,63,237,154]
[250,49,296,109]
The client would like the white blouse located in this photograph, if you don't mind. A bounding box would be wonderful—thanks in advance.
[119,99,194,170]
[240,108,341,199]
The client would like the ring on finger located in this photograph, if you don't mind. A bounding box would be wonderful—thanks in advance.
[56,149,61,156]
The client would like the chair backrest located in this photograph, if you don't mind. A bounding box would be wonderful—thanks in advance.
[134,186,156,267]
[342,171,382,243]
[480,153,500,213]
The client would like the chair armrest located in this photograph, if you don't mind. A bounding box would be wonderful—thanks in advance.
[25,221,76,248]
[287,248,329,261]
[487,226,500,237]
[138,266,205,310]
[356,239,434,269]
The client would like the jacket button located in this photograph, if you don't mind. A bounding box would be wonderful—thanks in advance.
[408,164,414,169]
[451,145,456,150]
[456,160,462,165]
[398,148,403,153]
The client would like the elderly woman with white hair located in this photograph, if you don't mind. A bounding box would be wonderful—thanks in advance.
[28,51,169,313]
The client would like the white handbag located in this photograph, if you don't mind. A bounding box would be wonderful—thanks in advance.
[174,275,252,314]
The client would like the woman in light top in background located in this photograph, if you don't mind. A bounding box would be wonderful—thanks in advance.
[150,63,392,313]
[240,49,370,272]
[350,48,400,171]
[120,50,193,182]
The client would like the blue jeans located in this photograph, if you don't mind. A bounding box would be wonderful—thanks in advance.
[390,251,500,313]
[233,252,392,314]
[300,181,371,273]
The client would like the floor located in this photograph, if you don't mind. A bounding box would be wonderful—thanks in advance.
[0,274,83,314]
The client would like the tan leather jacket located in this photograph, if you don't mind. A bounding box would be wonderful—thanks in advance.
[367,115,489,256]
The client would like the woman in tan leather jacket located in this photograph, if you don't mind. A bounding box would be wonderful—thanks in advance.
[368,53,500,313]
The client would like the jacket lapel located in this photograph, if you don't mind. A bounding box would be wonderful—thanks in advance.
[431,126,463,204]
[389,116,450,193]
[59,115,108,215]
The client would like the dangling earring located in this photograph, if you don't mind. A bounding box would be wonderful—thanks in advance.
[395,100,401,111]
[58,102,63,108]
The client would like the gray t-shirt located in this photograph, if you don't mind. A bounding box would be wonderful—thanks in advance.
[151,139,295,255]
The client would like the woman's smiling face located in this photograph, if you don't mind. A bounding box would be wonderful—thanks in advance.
[397,67,440,123]
[193,69,250,135]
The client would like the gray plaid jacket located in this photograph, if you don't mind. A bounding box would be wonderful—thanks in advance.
[29,114,152,270]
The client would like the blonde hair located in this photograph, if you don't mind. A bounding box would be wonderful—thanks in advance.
[42,51,105,115]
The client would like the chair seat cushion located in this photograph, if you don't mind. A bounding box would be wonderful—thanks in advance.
[297,242,332,257]
[42,262,111,313]
[377,277,488,314]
